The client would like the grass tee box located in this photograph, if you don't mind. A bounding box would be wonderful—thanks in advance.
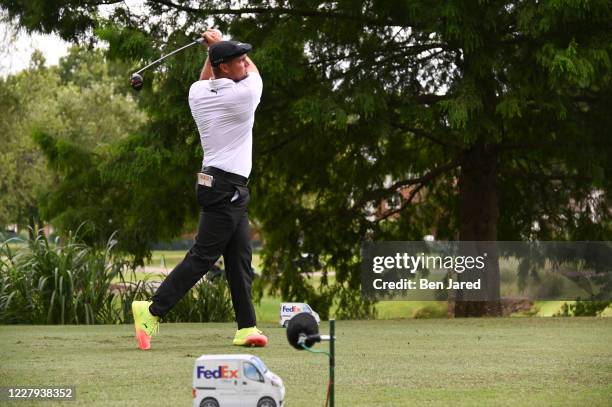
[1,319,611,406]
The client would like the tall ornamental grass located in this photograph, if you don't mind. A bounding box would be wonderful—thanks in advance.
[0,230,234,324]
[164,274,234,323]
[0,230,149,324]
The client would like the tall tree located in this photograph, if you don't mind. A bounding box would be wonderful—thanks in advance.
[1,51,58,235]
[0,46,146,237]
[3,1,610,316]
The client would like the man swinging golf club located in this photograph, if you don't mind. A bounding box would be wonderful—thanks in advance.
[131,28,267,350]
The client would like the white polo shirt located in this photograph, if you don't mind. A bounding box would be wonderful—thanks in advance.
[188,72,263,178]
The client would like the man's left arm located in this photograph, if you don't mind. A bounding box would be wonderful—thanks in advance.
[245,56,259,75]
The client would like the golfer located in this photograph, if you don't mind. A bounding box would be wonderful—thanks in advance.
[131,28,267,350]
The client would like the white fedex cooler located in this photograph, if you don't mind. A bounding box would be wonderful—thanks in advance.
[279,302,320,328]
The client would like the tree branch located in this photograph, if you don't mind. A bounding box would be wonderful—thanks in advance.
[375,183,425,223]
[94,0,125,4]
[148,1,392,26]
[322,39,453,88]
[322,42,451,80]
[412,94,451,105]
[357,157,462,208]
[503,170,593,182]
[406,127,462,149]
[395,123,465,149]
[388,159,462,191]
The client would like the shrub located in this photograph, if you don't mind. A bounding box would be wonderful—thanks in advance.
[570,300,611,316]
[1,229,245,324]
[163,274,234,323]
[0,229,148,324]
[554,300,611,317]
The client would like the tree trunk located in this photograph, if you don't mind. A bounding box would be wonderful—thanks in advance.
[450,143,502,317]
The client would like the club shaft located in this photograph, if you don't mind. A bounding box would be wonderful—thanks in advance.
[134,38,204,75]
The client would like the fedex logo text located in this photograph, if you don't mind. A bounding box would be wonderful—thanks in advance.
[197,365,239,379]
[282,305,301,313]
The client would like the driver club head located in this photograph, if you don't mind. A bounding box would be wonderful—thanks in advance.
[130,73,144,91]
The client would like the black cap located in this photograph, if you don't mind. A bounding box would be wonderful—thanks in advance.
[209,41,252,67]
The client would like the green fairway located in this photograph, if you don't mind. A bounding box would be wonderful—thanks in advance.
[146,250,189,269]
[145,251,264,273]
[1,319,611,406]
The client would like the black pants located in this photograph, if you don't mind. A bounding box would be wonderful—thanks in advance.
[150,171,256,329]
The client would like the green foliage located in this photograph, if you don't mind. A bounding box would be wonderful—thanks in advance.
[570,300,611,316]
[0,0,98,41]
[0,228,147,324]
[554,300,611,317]
[0,61,55,231]
[2,0,611,318]
[0,46,146,233]
[95,22,156,62]
[334,286,377,320]
[163,277,234,323]
[0,230,235,324]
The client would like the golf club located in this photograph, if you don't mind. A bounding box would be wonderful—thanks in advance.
[130,37,206,91]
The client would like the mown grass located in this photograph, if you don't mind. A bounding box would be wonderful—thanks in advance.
[1,318,611,406]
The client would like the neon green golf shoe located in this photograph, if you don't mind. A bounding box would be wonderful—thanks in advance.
[131,301,159,350]
[233,326,268,347]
